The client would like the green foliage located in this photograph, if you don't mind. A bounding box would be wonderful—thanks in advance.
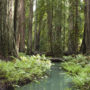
[61,55,90,90]
[0,53,51,86]
[62,62,82,75]
[63,55,74,61]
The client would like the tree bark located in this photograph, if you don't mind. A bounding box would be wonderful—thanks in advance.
[35,20,42,51]
[85,0,90,53]
[0,0,17,58]
[27,0,33,54]
[80,0,90,54]
[19,0,25,52]
[14,0,20,54]
[14,0,25,53]
[47,0,53,54]
[34,0,38,51]
[74,0,79,53]
[68,1,75,54]
[68,0,79,54]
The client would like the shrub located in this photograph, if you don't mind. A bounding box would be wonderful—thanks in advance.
[0,53,51,86]
[61,55,90,90]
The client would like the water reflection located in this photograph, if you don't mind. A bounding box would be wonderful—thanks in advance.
[15,63,74,90]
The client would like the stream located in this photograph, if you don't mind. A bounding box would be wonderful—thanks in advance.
[15,63,75,90]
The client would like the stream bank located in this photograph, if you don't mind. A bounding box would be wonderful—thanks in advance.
[15,63,75,90]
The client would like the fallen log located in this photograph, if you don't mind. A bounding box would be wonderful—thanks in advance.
[47,58,66,62]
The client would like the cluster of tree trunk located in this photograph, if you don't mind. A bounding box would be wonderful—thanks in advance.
[0,0,90,59]
[0,0,26,58]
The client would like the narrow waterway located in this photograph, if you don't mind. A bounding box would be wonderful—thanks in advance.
[15,63,74,90]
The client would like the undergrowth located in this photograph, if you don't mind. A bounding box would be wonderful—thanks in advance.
[61,54,90,90]
[0,53,51,87]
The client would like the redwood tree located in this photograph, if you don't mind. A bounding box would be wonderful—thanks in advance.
[81,0,90,54]
[46,0,53,54]
[68,0,79,54]
[0,0,17,57]
[19,0,25,52]
[27,0,33,54]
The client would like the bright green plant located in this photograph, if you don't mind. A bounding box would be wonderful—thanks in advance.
[0,53,51,86]
[61,55,90,90]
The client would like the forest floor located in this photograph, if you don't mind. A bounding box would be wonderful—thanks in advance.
[61,54,90,90]
[0,53,51,89]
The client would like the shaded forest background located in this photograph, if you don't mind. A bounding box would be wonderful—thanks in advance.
[0,0,90,59]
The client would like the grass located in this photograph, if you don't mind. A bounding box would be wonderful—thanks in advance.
[61,54,90,90]
[0,53,51,87]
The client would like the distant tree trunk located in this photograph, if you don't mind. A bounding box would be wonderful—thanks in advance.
[68,2,75,54]
[34,0,45,52]
[34,0,38,51]
[19,0,25,52]
[80,26,86,53]
[35,20,42,51]
[47,0,53,54]
[81,0,90,54]
[0,0,17,58]
[68,0,79,54]
[74,0,79,53]
[63,0,66,51]
[27,0,33,54]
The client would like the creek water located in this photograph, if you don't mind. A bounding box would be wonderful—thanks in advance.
[15,63,75,90]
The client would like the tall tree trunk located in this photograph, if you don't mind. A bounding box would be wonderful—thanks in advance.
[47,0,53,54]
[68,0,79,54]
[19,0,25,52]
[14,0,20,54]
[35,20,42,51]
[80,0,87,53]
[86,0,90,53]
[14,0,25,53]
[74,0,79,53]
[27,0,33,54]
[68,1,75,54]
[80,0,90,54]
[0,0,17,58]
[34,0,38,51]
